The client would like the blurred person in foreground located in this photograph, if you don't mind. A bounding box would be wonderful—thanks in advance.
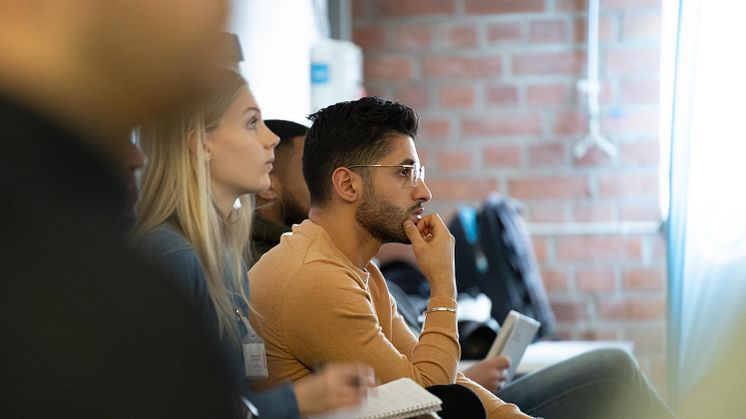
[0,0,246,417]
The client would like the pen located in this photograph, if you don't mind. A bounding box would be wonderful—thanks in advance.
[240,396,259,418]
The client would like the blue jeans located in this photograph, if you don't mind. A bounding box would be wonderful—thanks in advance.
[497,348,677,419]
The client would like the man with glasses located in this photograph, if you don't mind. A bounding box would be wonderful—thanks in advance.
[249,97,530,418]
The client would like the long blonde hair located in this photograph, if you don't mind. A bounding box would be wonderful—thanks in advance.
[135,70,251,345]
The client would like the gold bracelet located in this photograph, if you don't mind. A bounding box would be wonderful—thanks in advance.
[423,307,457,317]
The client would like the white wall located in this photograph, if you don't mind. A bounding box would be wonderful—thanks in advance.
[229,0,321,125]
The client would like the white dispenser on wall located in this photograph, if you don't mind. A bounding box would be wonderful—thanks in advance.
[311,38,364,111]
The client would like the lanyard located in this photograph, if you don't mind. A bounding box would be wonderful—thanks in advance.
[235,308,260,338]
[235,307,268,380]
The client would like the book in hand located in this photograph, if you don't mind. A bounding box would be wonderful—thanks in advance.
[485,310,541,381]
[308,377,442,419]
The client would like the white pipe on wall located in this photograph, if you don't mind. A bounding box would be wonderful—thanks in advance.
[573,0,617,159]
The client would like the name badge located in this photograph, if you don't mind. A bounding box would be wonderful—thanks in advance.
[236,308,269,379]
[242,335,269,378]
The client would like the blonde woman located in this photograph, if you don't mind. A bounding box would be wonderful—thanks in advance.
[134,69,372,418]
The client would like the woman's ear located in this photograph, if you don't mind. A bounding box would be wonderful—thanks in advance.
[331,167,361,203]
[188,130,211,161]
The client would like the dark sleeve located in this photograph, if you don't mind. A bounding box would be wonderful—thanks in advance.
[151,248,212,315]
[135,226,214,321]
[248,381,301,419]
[138,226,302,418]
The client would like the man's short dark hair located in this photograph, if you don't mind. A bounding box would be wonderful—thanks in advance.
[303,97,418,206]
[264,119,309,173]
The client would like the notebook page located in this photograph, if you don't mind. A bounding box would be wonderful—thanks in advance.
[309,377,442,419]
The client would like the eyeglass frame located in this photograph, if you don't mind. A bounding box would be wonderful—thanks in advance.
[346,164,426,188]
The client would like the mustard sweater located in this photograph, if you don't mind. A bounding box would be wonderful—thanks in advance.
[249,220,529,419]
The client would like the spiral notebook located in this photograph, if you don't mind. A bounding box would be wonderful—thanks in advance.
[309,377,442,419]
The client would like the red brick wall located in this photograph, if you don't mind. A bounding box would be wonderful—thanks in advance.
[353,0,666,390]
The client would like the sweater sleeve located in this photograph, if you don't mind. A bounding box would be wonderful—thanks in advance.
[281,263,460,387]
[390,292,531,419]
[456,373,532,419]
[390,293,461,383]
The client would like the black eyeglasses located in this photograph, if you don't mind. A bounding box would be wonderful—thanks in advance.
[347,163,425,188]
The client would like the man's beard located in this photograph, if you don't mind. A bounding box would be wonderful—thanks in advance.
[355,187,419,244]
[280,192,309,227]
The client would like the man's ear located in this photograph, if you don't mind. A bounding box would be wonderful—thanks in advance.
[257,174,281,202]
[188,130,211,161]
[331,167,362,203]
